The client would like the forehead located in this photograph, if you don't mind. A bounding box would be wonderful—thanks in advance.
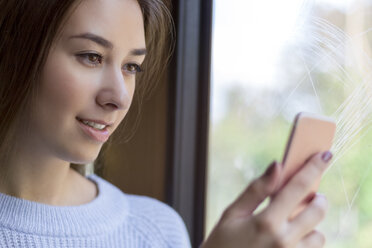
[59,0,145,50]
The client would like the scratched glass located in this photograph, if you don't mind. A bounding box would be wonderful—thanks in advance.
[206,1,372,247]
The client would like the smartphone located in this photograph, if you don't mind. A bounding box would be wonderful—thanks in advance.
[279,112,336,218]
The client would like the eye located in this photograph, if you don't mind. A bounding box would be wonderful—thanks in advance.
[123,63,143,75]
[76,52,103,67]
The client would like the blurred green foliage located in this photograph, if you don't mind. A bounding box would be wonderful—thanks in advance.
[206,78,372,247]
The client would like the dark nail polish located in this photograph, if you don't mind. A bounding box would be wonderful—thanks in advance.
[321,151,333,163]
[264,161,276,178]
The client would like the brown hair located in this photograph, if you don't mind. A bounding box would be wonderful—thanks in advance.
[0,0,175,177]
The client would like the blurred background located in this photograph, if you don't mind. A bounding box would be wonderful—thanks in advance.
[206,0,372,247]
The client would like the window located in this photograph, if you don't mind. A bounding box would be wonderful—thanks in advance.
[206,0,372,247]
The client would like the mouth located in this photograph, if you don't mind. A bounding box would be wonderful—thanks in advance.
[76,117,108,130]
[76,117,111,142]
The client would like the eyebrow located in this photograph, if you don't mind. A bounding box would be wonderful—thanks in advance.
[69,32,147,56]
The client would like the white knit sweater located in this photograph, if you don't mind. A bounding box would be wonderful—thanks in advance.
[0,173,191,247]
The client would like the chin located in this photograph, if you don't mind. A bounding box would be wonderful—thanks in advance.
[62,146,101,165]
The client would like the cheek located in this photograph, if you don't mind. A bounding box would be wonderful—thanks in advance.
[37,50,94,121]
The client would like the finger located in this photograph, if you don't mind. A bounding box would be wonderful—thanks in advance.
[266,151,332,222]
[223,161,281,220]
[288,194,328,243]
[288,192,317,221]
[296,230,326,248]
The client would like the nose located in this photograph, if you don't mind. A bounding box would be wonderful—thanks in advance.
[96,66,132,111]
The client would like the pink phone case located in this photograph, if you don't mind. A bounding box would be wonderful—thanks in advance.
[280,112,336,218]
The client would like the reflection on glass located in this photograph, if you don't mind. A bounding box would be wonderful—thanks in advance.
[206,0,372,247]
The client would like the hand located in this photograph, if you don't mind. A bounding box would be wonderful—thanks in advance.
[201,151,332,248]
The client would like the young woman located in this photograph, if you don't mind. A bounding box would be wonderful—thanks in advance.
[0,0,332,247]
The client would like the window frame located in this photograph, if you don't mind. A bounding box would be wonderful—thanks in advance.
[166,0,213,246]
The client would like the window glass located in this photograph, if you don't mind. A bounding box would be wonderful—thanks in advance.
[206,1,372,247]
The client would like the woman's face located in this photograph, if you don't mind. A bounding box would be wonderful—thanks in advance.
[25,0,146,163]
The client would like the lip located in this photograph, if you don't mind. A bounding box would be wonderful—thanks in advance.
[76,118,110,143]
[76,117,114,126]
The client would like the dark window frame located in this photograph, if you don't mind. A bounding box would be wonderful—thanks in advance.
[166,0,213,247]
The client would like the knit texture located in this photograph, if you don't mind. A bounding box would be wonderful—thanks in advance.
[0,173,191,247]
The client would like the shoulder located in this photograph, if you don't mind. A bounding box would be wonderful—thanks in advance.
[125,194,192,248]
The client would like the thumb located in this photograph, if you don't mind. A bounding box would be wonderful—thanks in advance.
[224,161,281,220]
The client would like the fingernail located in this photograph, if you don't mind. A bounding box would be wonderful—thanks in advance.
[264,161,276,178]
[321,151,333,163]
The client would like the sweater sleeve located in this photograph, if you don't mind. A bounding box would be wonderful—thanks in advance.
[126,194,192,248]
